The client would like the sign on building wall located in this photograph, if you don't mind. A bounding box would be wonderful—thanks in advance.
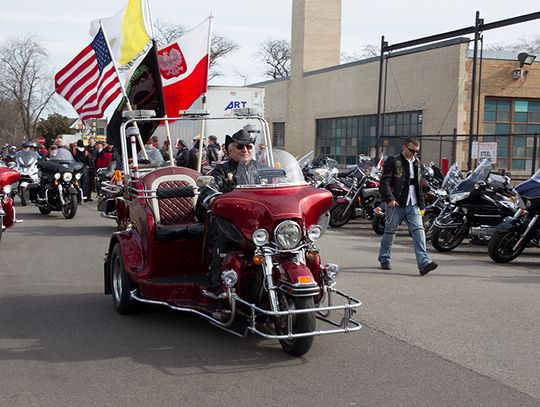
[478,142,498,163]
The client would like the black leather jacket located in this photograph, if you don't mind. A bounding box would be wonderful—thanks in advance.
[196,159,260,220]
[379,153,425,209]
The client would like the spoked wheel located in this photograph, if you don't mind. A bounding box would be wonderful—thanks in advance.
[110,244,139,314]
[329,202,353,228]
[372,214,385,235]
[423,211,439,241]
[431,222,468,252]
[62,195,78,219]
[38,206,52,215]
[275,293,315,357]
[488,231,526,263]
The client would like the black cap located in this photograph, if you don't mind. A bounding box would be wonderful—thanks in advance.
[225,129,255,150]
[76,139,84,147]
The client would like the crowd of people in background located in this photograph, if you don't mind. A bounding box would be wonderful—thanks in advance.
[0,136,117,202]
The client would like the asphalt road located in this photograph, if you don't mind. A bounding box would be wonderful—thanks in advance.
[0,202,539,407]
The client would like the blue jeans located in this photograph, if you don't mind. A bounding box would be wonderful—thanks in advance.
[378,204,432,269]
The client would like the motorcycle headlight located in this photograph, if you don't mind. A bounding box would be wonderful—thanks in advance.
[307,225,322,242]
[63,172,73,182]
[274,220,302,249]
[449,191,470,204]
[252,229,269,246]
[3,185,11,194]
[75,172,82,180]
[54,173,61,180]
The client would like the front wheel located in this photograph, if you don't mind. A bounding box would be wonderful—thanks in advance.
[423,210,439,241]
[38,206,52,215]
[275,295,315,357]
[329,202,353,228]
[488,230,526,263]
[0,216,3,241]
[20,187,28,206]
[431,222,467,252]
[62,195,78,219]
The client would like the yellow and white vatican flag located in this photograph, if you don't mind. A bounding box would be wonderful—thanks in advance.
[90,0,152,68]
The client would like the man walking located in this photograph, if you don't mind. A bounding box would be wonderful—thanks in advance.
[378,136,438,275]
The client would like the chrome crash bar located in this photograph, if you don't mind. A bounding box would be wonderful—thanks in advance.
[130,286,362,340]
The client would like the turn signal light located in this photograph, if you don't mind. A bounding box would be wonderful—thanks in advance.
[253,255,265,265]
[297,276,315,284]
[306,251,319,262]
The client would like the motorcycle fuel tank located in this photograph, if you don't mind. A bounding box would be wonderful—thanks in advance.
[0,167,21,188]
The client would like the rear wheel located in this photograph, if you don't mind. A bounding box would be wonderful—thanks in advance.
[110,244,139,314]
[488,231,526,263]
[275,294,315,357]
[431,222,468,252]
[329,202,353,228]
[62,195,78,219]
[0,216,4,241]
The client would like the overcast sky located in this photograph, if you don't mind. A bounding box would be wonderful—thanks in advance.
[1,0,539,116]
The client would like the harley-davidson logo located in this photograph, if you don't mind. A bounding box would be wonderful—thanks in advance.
[158,43,187,80]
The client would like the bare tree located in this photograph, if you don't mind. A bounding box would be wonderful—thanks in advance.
[0,37,55,141]
[485,36,540,54]
[0,97,24,145]
[257,39,291,79]
[154,20,239,80]
[341,44,379,63]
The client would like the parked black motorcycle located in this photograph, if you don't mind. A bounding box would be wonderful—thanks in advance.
[29,148,83,219]
[431,159,520,252]
[488,170,540,263]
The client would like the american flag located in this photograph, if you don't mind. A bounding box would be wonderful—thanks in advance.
[55,28,122,123]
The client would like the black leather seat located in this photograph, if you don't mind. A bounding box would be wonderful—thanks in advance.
[155,223,205,241]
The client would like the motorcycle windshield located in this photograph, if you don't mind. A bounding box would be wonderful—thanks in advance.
[297,151,314,169]
[49,148,74,161]
[441,164,462,192]
[15,150,38,166]
[454,159,492,192]
[239,149,306,187]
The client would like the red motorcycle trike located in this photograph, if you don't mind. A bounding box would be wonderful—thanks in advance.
[0,165,21,242]
[103,112,362,356]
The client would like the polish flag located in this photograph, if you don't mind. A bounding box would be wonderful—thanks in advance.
[158,17,211,117]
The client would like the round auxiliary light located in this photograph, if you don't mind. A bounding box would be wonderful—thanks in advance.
[307,225,322,242]
[75,172,82,180]
[54,173,61,180]
[252,229,269,246]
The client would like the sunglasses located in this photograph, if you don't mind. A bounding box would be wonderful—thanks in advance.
[406,145,420,154]
[236,144,253,151]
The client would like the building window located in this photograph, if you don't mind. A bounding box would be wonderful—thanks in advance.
[483,97,540,171]
[273,122,285,149]
[316,111,422,165]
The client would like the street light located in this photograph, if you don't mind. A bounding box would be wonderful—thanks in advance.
[513,52,536,79]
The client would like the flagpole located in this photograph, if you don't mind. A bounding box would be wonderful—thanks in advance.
[99,21,149,160]
[144,0,176,166]
[196,15,213,173]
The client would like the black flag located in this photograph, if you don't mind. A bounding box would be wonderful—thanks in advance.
[106,44,166,151]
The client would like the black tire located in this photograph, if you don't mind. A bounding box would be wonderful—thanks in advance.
[423,211,439,241]
[62,195,78,219]
[329,202,353,228]
[20,187,27,206]
[38,206,52,215]
[431,222,467,252]
[110,244,139,314]
[372,215,385,235]
[0,216,3,242]
[275,295,315,357]
[488,231,526,263]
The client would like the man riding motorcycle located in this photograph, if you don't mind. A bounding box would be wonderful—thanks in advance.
[197,128,260,298]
